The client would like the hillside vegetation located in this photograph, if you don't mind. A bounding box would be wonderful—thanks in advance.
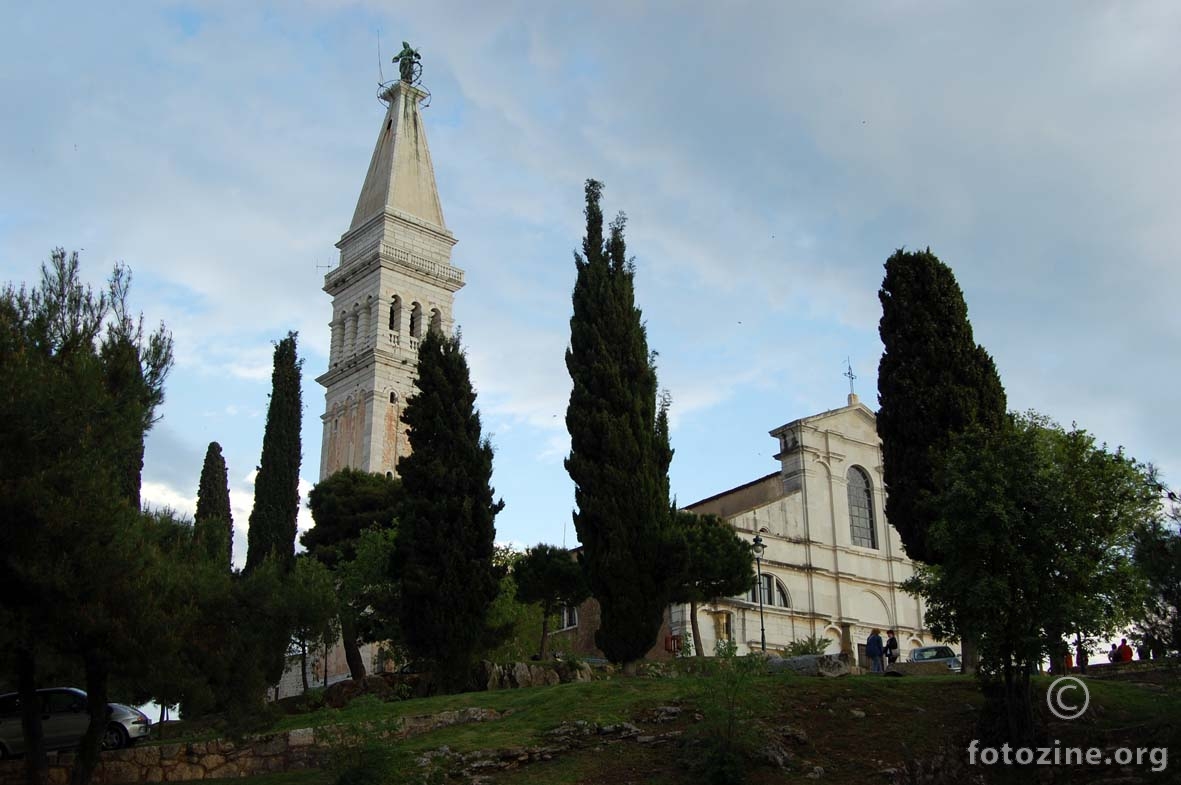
[169,667,1179,785]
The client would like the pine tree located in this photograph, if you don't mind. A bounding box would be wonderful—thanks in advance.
[397,328,504,690]
[877,248,1007,564]
[564,179,681,668]
[194,441,233,570]
[0,250,173,785]
[245,331,302,575]
[514,544,590,659]
[669,511,755,657]
[304,468,403,679]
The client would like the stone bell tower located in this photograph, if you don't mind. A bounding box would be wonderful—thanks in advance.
[316,77,464,480]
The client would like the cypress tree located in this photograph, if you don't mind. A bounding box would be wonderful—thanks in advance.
[194,441,233,570]
[397,328,504,690]
[245,331,302,575]
[876,248,1007,564]
[564,179,681,668]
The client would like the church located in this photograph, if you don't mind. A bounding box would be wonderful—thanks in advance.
[277,70,462,698]
[672,394,933,665]
[277,66,939,696]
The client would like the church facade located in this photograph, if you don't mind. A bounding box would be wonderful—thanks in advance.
[551,395,943,666]
[673,394,935,664]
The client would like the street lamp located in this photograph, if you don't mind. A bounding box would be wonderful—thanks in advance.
[752,534,767,653]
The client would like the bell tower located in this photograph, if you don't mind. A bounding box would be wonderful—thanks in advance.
[317,77,464,480]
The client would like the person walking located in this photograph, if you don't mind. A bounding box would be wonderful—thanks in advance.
[867,629,885,673]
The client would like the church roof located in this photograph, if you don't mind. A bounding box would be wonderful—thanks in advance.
[349,82,447,232]
[769,393,877,437]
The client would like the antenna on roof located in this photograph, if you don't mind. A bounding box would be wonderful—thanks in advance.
[377,29,386,84]
[844,357,857,396]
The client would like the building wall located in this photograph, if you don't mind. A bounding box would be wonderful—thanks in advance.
[548,597,676,662]
[678,398,941,662]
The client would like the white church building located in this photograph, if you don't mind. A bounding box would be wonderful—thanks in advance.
[674,394,935,665]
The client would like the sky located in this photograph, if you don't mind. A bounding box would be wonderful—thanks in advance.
[3,2,1179,568]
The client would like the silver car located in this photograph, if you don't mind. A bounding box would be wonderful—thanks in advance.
[907,645,963,672]
[0,687,151,758]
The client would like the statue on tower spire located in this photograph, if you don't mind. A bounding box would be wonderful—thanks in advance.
[393,41,422,85]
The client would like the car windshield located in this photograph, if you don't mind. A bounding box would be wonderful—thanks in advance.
[916,646,955,660]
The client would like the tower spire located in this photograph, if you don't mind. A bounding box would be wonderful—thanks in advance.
[350,79,447,232]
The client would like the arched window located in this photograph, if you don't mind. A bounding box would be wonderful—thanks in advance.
[750,574,790,607]
[409,302,422,338]
[389,295,402,331]
[847,466,878,549]
[429,307,442,334]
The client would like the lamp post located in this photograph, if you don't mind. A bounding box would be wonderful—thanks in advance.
[752,534,767,653]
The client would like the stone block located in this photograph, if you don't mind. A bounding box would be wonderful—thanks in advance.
[888,662,954,676]
[100,761,140,784]
[162,762,204,781]
[766,654,849,677]
[510,662,533,688]
[287,728,315,747]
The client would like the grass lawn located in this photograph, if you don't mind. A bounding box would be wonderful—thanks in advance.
[163,668,1181,785]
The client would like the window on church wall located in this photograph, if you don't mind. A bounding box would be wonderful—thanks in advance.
[749,574,790,607]
[847,465,879,549]
[429,308,442,334]
[409,302,422,338]
[556,605,578,630]
[389,296,401,331]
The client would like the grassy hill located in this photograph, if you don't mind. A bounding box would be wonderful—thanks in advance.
[172,666,1178,785]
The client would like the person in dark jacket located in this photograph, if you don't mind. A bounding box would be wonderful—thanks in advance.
[867,629,885,673]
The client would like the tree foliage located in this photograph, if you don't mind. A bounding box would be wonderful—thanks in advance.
[397,328,504,690]
[245,331,303,575]
[876,248,1007,563]
[564,179,683,668]
[304,468,403,679]
[904,413,1158,743]
[1132,488,1181,656]
[670,512,755,657]
[194,441,233,570]
[0,250,173,785]
[514,544,590,659]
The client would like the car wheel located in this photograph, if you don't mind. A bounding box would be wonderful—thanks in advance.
[102,723,129,751]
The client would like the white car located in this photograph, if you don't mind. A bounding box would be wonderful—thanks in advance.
[907,645,963,672]
[0,687,151,758]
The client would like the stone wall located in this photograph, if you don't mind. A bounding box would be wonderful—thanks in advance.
[0,709,502,785]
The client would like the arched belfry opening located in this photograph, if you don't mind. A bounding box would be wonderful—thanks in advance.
[317,67,464,485]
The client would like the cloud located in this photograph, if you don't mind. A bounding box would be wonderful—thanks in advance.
[6,1,1181,552]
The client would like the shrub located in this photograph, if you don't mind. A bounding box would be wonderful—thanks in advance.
[780,635,831,658]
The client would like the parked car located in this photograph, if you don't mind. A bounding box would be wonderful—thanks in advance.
[0,687,151,758]
[907,645,962,672]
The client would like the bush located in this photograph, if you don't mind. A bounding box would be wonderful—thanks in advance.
[780,635,831,658]
[681,640,763,784]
